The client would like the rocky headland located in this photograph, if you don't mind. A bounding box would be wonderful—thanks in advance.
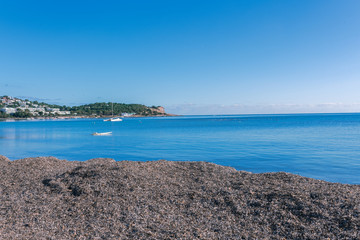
[0,155,359,239]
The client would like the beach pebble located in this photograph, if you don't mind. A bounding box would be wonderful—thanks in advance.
[0,156,359,239]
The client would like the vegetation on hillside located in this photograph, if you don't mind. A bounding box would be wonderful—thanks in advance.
[68,102,159,116]
[0,95,166,118]
[0,111,9,118]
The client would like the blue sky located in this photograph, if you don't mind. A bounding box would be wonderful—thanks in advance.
[1,0,360,114]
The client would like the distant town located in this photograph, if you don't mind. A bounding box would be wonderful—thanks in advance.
[0,96,168,119]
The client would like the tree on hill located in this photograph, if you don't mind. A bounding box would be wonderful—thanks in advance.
[12,109,33,118]
[69,102,151,116]
[0,111,9,118]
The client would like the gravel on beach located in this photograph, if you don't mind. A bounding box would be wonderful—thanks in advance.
[0,155,359,239]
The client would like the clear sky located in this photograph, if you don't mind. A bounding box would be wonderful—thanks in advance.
[1,0,360,114]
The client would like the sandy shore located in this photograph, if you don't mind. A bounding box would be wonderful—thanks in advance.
[0,155,359,239]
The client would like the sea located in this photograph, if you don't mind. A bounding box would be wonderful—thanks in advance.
[1,113,360,184]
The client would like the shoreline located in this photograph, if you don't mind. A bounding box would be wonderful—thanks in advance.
[0,113,179,121]
[1,155,359,239]
[2,112,360,121]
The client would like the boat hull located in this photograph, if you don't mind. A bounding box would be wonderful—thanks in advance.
[92,132,112,136]
[104,118,122,122]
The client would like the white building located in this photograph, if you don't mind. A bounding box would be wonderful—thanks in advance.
[0,108,17,114]
[48,108,70,115]
[57,111,70,115]
[48,108,60,112]
[122,113,135,117]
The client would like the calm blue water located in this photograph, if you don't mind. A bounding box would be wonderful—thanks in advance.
[1,113,360,184]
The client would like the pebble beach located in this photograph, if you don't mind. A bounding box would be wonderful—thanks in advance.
[1,155,359,239]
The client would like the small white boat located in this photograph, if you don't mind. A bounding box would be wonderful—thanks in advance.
[104,117,122,122]
[92,132,112,136]
[103,102,123,122]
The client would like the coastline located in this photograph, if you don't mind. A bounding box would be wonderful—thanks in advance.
[1,155,359,239]
[0,113,179,121]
